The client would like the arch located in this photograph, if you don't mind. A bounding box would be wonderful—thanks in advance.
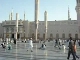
[32,33,35,39]
[62,33,65,39]
[50,33,53,39]
[75,34,78,40]
[69,33,71,37]
[43,33,45,39]
[37,33,40,39]
[56,33,59,39]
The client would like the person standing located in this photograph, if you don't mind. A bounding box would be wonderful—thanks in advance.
[78,40,80,46]
[14,38,16,44]
[27,38,33,52]
[67,37,76,60]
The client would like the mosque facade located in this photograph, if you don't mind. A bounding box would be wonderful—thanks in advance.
[0,0,80,40]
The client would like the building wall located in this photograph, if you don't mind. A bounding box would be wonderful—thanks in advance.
[0,23,4,37]
[30,20,80,39]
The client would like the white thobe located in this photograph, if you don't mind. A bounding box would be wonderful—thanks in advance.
[27,40,33,51]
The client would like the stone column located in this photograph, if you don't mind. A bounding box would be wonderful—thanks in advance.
[14,13,18,39]
[44,11,48,40]
[35,0,39,41]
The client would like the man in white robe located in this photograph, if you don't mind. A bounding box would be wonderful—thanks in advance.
[27,38,33,52]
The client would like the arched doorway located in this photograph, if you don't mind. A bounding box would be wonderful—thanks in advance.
[43,33,45,39]
[32,33,35,39]
[17,34,20,39]
[37,33,40,39]
[69,33,71,38]
[75,34,78,40]
[50,33,53,40]
[62,33,65,39]
[56,33,59,39]
[11,34,14,38]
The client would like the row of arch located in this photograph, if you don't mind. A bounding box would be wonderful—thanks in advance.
[32,33,78,39]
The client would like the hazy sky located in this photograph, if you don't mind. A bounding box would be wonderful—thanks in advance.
[0,0,77,22]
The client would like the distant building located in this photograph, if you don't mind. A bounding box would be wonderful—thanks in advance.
[0,0,80,40]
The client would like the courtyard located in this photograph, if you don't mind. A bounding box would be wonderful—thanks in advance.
[0,40,80,60]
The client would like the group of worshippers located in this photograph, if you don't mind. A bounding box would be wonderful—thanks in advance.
[0,38,34,52]
[54,39,62,49]
[0,38,16,50]
[67,37,79,60]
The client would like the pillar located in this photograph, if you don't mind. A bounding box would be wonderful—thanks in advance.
[44,11,48,40]
[35,0,39,41]
[14,13,18,39]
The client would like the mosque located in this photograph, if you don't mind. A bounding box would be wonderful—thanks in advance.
[0,0,80,40]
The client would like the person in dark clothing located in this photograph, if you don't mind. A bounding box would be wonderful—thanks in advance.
[1,43,6,48]
[54,39,61,49]
[67,37,76,60]
[14,38,16,44]
[78,40,80,46]
[54,39,58,47]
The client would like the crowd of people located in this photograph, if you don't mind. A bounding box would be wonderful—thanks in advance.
[0,37,80,60]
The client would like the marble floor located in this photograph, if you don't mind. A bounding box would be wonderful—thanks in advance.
[0,41,80,60]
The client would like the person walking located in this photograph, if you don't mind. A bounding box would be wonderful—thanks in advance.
[67,37,76,60]
[73,41,79,59]
[27,38,33,52]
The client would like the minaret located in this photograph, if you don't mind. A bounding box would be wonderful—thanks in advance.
[11,8,13,20]
[35,0,39,41]
[76,0,80,33]
[44,11,48,40]
[75,0,80,21]
[68,6,71,20]
[24,11,25,21]
[15,13,19,39]
[9,13,11,20]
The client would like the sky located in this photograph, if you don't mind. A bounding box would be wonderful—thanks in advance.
[0,0,77,22]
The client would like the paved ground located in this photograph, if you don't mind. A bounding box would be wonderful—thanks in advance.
[0,41,80,60]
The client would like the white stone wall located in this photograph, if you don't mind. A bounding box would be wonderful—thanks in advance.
[29,20,80,39]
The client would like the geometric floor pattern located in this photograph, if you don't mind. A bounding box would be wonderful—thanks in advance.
[0,41,80,60]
